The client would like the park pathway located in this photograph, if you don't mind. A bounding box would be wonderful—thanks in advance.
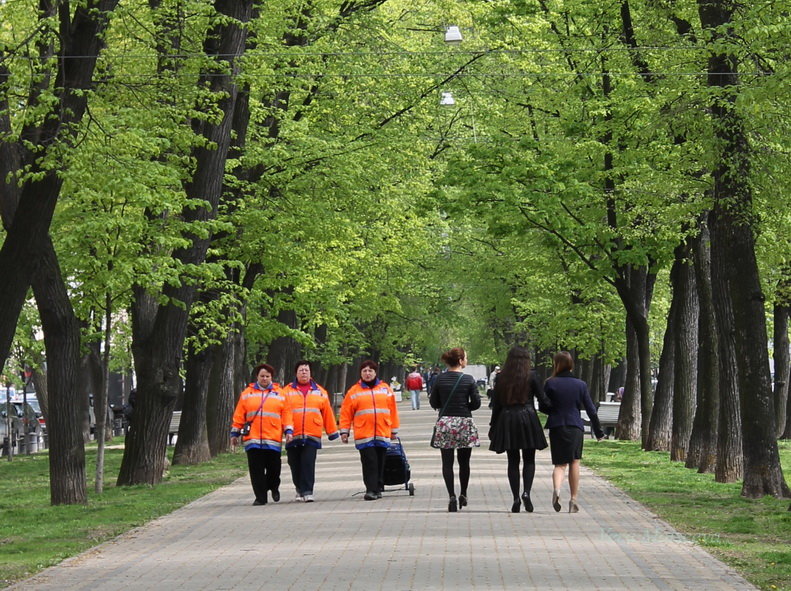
[11,399,755,590]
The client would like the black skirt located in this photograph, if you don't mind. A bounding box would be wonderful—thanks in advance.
[549,425,584,465]
[488,405,548,453]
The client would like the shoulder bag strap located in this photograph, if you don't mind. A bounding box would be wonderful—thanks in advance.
[437,373,464,416]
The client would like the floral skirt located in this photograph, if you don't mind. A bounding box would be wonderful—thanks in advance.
[432,416,480,449]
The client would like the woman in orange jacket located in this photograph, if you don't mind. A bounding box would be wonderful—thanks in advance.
[340,360,400,500]
[230,363,293,505]
[281,360,340,502]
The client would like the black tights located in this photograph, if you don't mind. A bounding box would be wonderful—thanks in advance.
[440,448,472,497]
[506,448,536,500]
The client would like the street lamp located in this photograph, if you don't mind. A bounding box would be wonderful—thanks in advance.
[444,26,463,44]
[440,91,456,106]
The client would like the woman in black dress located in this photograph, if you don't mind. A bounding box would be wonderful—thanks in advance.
[488,346,551,513]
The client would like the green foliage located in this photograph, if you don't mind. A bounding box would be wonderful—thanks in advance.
[1,0,788,385]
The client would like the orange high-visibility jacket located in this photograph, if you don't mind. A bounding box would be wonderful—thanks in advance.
[282,381,339,448]
[339,379,400,449]
[231,384,293,452]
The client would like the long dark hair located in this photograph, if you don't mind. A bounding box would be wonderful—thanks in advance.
[494,346,532,406]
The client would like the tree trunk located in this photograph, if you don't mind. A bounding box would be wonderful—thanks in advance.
[590,356,610,404]
[699,0,790,498]
[670,239,699,462]
[118,0,254,485]
[773,301,789,438]
[31,237,86,505]
[207,328,244,456]
[615,318,640,440]
[608,360,626,393]
[267,308,302,385]
[686,216,720,473]
[610,264,655,444]
[645,293,676,452]
[0,1,120,373]
[173,342,213,465]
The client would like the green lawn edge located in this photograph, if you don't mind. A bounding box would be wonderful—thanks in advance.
[583,439,791,591]
[0,445,247,589]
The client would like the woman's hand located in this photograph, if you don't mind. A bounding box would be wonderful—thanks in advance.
[230,436,240,449]
[285,433,293,444]
[341,434,349,444]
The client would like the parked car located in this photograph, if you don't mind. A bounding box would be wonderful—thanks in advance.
[12,394,45,430]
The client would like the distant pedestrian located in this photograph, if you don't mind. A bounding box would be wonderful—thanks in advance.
[426,367,440,393]
[281,360,340,502]
[230,364,293,505]
[339,360,400,500]
[488,346,551,513]
[544,351,603,513]
[487,365,500,406]
[405,368,424,410]
[429,347,481,512]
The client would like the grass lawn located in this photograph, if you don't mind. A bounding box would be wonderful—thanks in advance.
[0,443,246,589]
[584,438,791,591]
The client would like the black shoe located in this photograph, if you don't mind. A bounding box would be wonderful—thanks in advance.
[253,499,266,506]
[375,491,383,499]
[511,499,521,513]
[552,490,561,513]
[271,489,280,503]
[522,492,533,513]
[458,494,467,508]
[364,492,377,500]
[448,496,458,512]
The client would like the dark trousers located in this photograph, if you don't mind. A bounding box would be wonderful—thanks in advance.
[246,448,282,503]
[359,446,387,494]
[286,444,318,495]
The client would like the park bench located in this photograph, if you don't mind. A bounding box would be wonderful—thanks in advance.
[582,401,621,438]
[167,411,181,445]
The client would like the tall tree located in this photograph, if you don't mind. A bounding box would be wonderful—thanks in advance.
[698,0,789,497]
[118,0,254,486]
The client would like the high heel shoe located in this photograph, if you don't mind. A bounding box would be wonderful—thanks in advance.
[552,490,561,513]
[569,499,579,513]
[458,494,467,509]
[448,495,458,513]
[521,492,533,513]
[511,499,521,513]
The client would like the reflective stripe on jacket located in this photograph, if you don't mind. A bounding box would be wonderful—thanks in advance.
[230,384,293,452]
[282,381,340,448]
[339,379,400,449]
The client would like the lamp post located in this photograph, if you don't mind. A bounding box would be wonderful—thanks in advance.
[444,26,463,44]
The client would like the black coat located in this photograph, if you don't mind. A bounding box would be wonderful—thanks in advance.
[429,371,480,417]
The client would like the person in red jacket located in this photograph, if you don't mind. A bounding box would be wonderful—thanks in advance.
[230,363,293,505]
[405,367,424,410]
[340,360,400,500]
[281,360,339,502]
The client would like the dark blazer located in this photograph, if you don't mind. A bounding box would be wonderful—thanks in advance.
[544,371,604,439]
[430,371,480,417]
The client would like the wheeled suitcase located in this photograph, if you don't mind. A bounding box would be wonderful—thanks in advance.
[382,437,415,495]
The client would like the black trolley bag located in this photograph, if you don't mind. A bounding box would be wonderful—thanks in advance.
[382,437,415,495]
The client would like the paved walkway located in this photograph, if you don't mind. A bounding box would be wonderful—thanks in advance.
[13,399,755,590]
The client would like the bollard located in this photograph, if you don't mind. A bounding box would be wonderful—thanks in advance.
[27,432,39,453]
